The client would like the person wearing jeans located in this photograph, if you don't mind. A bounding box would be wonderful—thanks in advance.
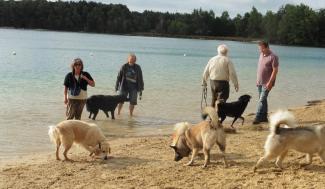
[253,41,279,124]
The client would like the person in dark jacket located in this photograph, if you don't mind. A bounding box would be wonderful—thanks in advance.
[115,53,144,116]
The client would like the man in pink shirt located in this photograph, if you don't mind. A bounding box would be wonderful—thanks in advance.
[253,41,279,124]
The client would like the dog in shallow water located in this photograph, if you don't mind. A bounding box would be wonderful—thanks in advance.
[48,120,111,161]
[253,110,325,171]
[217,94,251,128]
[86,95,128,120]
[170,106,227,168]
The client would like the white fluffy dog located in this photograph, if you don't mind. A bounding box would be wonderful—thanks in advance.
[253,110,325,171]
[48,120,111,161]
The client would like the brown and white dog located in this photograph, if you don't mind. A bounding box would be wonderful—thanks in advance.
[48,120,111,161]
[253,110,325,171]
[170,106,227,168]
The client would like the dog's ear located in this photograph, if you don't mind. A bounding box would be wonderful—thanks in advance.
[170,145,177,150]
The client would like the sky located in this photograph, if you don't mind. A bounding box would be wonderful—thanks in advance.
[86,0,324,17]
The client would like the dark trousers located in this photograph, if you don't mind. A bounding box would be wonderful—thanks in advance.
[66,99,86,120]
[210,80,229,107]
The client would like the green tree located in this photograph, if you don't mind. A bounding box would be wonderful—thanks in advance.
[277,4,319,45]
[262,11,279,42]
[247,7,263,37]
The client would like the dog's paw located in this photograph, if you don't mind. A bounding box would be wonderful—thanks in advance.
[201,165,208,169]
[184,162,193,166]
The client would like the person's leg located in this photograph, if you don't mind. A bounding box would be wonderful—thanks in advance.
[255,86,269,122]
[117,90,127,115]
[219,81,229,102]
[117,103,123,115]
[75,100,86,120]
[210,80,218,107]
[129,90,138,116]
[66,99,76,120]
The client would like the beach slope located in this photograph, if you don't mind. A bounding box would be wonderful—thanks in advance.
[1,100,325,188]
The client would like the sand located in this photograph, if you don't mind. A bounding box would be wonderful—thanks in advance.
[1,100,325,189]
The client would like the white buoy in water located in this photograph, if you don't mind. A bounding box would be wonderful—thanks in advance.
[12,51,16,55]
[183,53,187,56]
[90,52,94,56]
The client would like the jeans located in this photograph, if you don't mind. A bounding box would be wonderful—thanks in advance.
[255,85,269,120]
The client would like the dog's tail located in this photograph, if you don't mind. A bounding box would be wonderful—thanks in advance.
[48,125,60,145]
[270,110,296,134]
[171,122,190,146]
[201,106,220,128]
[174,122,191,136]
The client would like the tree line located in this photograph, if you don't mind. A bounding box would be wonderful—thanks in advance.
[0,0,324,47]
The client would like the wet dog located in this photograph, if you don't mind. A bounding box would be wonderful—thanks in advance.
[217,94,251,128]
[86,95,128,120]
[48,120,111,161]
[253,110,325,171]
[170,106,227,168]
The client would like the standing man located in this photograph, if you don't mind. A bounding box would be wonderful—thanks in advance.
[253,41,279,124]
[115,53,144,117]
[202,44,239,107]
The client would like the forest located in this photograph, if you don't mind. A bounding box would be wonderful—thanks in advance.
[0,0,324,47]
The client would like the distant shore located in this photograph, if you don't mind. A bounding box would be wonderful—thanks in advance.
[128,32,260,43]
[1,99,325,188]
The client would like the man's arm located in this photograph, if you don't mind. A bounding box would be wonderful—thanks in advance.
[266,66,278,90]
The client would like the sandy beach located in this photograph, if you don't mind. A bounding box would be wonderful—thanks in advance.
[1,100,325,189]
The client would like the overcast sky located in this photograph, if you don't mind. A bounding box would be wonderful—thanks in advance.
[88,0,324,17]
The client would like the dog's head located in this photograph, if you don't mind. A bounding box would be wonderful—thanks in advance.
[91,141,111,160]
[170,135,191,161]
[115,95,129,103]
[238,94,251,102]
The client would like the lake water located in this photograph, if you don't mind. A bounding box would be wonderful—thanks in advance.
[1,28,325,159]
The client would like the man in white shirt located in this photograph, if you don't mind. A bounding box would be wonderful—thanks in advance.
[202,44,239,107]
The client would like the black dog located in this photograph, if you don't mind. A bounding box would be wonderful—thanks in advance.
[86,95,128,120]
[217,94,251,128]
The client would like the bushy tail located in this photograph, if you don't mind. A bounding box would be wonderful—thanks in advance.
[174,122,191,137]
[201,106,220,128]
[270,110,296,134]
[48,125,60,145]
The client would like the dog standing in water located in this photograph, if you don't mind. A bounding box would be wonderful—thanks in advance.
[48,120,111,161]
[254,110,325,171]
[86,94,128,120]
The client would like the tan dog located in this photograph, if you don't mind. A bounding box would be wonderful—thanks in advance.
[253,110,325,171]
[48,120,111,161]
[170,106,227,168]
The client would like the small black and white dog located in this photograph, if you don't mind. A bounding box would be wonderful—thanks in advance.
[217,94,251,128]
[86,95,128,120]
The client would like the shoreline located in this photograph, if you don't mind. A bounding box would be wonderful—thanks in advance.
[1,99,325,188]
[3,27,325,48]
[1,98,324,163]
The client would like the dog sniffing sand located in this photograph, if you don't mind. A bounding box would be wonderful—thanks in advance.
[170,106,227,168]
[48,120,111,161]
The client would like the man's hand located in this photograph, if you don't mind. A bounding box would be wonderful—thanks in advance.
[266,82,273,91]
[64,98,68,105]
[235,86,239,92]
[139,91,142,100]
